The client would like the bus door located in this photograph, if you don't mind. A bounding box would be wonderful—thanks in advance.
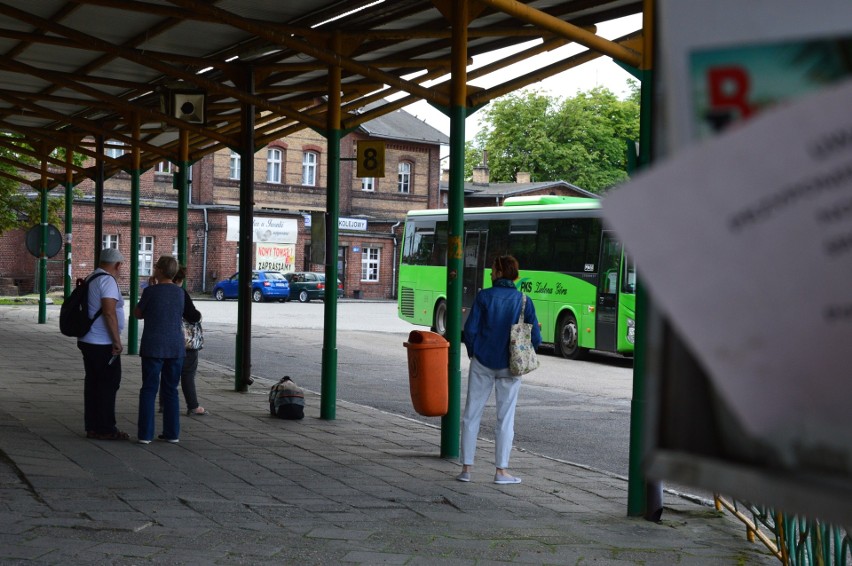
[462,230,488,316]
[596,231,622,353]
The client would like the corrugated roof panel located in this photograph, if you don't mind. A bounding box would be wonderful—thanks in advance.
[0,0,643,173]
[139,20,255,59]
[60,5,165,46]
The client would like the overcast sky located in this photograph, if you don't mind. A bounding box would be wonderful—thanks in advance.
[399,14,642,141]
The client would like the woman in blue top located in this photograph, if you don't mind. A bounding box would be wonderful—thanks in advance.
[457,255,542,485]
[134,256,196,444]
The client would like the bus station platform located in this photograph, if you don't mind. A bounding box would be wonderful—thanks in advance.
[0,305,776,564]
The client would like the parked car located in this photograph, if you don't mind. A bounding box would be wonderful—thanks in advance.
[282,272,344,303]
[211,270,290,302]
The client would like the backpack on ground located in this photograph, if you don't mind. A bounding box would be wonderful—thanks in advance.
[269,376,305,420]
[59,272,110,338]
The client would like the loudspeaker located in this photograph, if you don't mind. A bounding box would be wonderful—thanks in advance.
[170,91,205,124]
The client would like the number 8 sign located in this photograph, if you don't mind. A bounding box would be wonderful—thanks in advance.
[356,140,385,178]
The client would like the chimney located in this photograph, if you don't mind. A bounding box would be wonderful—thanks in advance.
[472,149,489,185]
[516,171,531,184]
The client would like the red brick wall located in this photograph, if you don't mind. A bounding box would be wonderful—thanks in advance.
[0,128,442,299]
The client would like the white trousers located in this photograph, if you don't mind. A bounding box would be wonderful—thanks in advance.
[460,357,522,469]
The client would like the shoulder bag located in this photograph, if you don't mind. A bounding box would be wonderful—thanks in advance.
[509,294,539,376]
[183,319,204,350]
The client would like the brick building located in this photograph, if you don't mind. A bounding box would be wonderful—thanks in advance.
[439,154,598,208]
[0,105,448,299]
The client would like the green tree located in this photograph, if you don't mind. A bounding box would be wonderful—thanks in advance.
[0,134,67,236]
[472,85,640,193]
[462,140,483,180]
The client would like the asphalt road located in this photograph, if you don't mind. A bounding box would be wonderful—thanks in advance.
[195,297,639,479]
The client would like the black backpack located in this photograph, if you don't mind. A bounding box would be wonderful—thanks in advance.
[59,272,110,337]
[269,376,305,420]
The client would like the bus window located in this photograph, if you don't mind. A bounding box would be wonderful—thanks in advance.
[599,235,622,295]
[509,219,537,268]
[402,221,435,266]
[550,217,601,273]
[622,254,636,294]
[433,221,448,266]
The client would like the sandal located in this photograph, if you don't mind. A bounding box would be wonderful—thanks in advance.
[187,407,208,416]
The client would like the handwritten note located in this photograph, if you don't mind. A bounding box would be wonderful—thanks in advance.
[604,80,852,473]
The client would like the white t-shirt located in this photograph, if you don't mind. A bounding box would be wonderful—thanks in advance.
[79,269,125,345]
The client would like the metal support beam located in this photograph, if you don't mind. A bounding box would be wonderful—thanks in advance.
[440,0,469,460]
[177,129,189,270]
[128,117,142,355]
[320,33,343,420]
[627,0,662,520]
[478,0,642,69]
[94,136,104,264]
[235,65,255,392]
[37,157,48,324]
[63,145,73,298]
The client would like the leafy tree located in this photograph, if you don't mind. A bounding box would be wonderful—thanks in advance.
[462,140,483,180]
[0,134,68,236]
[470,85,640,193]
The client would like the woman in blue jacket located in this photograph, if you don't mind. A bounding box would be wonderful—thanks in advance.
[457,255,541,485]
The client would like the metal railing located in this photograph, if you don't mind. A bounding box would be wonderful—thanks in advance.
[715,495,851,565]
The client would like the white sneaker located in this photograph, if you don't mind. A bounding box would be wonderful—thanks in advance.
[494,474,521,485]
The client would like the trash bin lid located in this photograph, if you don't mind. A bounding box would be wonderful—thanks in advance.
[404,330,449,349]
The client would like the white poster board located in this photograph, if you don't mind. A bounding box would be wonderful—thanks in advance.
[603,0,852,524]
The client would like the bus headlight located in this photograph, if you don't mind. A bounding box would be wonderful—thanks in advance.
[626,318,635,344]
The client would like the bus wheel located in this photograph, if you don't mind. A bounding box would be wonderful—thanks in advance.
[555,313,586,359]
[431,299,447,336]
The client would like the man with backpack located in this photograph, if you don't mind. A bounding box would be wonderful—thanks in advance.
[78,247,129,440]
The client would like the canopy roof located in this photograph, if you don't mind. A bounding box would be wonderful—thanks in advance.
[0,0,643,187]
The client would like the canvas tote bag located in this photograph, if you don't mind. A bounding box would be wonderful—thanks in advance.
[509,294,539,376]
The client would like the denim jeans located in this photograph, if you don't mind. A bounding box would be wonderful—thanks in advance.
[139,357,183,441]
[159,349,200,412]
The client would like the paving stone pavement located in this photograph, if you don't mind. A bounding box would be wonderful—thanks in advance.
[0,305,777,564]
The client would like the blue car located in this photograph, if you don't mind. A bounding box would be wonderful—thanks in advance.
[212,270,290,303]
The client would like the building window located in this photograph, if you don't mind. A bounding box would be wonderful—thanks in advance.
[172,237,179,259]
[138,236,154,276]
[156,161,173,174]
[361,177,375,191]
[267,148,282,184]
[361,247,380,282]
[229,151,240,180]
[302,151,317,186]
[102,235,119,255]
[105,140,125,159]
[398,161,411,193]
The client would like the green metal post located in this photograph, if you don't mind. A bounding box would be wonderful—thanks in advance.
[442,104,465,459]
[626,62,656,517]
[321,36,342,420]
[176,164,187,265]
[440,1,468,459]
[321,128,341,420]
[94,136,104,263]
[38,182,48,324]
[177,130,189,269]
[63,148,73,298]
[235,65,255,392]
[128,168,141,354]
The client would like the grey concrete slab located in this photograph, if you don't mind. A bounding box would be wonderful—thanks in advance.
[0,306,778,564]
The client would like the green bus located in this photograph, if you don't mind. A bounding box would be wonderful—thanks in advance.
[397,195,636,359]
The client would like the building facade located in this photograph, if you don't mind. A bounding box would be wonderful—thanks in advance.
[0,107,449,299]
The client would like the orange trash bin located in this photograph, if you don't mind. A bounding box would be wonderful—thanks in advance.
[403,330,449,417]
